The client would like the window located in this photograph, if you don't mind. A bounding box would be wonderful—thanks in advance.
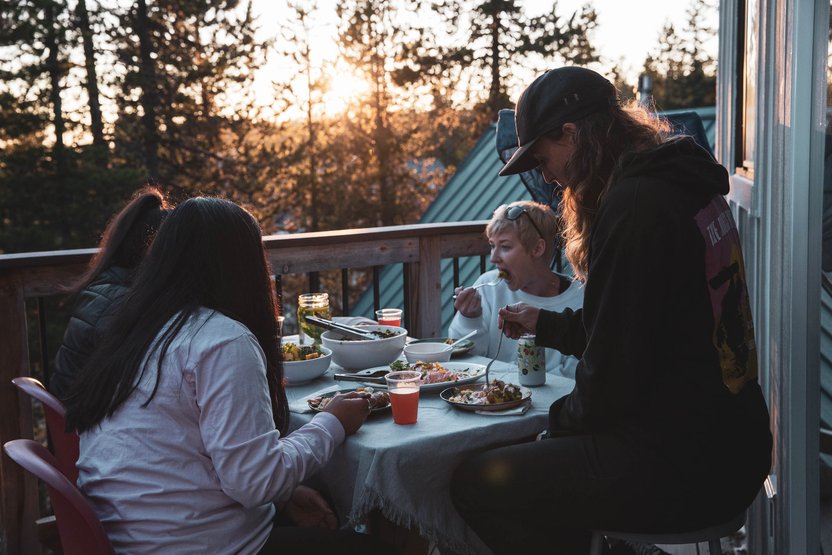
[738,0,758,174]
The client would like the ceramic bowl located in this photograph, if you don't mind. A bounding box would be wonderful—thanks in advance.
[321,325,407,370]
[283,346,332,385]
[402,341,453,364]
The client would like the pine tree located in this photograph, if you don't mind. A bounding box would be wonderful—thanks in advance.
[111,0,270,193]
[642,0,717,110]
[395,0,599,135]
[74,0,107,164]
[274,1,334,232]
[336,0,426,227]
[466,0,600,122]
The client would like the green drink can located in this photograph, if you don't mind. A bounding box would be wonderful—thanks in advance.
[517,334,545,386]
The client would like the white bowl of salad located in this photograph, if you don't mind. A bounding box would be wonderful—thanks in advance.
[321,325,407,370]
[282,342,332,385]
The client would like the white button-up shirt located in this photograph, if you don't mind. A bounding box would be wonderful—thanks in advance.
[78,308,345,554]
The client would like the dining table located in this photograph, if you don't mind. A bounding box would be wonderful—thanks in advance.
[285,354,576,555]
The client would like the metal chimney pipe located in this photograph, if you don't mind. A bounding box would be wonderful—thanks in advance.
[637,74,653,107]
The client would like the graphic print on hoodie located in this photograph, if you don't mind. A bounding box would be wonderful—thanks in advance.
[695,197,758,393]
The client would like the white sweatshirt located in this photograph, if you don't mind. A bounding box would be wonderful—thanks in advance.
[448,269,584,379]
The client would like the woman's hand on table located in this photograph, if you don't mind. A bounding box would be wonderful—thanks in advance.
[323,391,370,436]
[453,286,482,318]
[498,303,539,339]
[284,485,337,529]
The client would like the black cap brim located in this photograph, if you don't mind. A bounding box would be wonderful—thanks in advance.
[498,137,540,176]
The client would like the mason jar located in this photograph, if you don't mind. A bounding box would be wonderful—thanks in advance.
[297,292,331,344]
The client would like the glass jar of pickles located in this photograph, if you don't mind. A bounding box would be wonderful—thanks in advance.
[297,293,331,344]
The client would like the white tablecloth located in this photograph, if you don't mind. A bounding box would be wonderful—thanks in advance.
[285,356,575,555]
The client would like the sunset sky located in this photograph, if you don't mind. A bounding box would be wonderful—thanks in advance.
[251,0,717,113]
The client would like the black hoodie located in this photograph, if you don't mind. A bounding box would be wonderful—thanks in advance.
[537,137,771,476]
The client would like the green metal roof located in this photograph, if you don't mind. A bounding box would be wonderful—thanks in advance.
[350,107,717,336]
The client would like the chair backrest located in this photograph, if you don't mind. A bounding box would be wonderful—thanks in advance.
[3,439,114,555]
[663,110,715,158]
[12,377,80,483]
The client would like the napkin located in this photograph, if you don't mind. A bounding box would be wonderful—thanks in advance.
[474,399,531,416]
[333,316,377,327]
[288,385,342,414]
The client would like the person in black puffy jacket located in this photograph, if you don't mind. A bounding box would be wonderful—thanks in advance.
[51,188,171,400]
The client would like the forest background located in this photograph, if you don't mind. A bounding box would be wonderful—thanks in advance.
[0,0,718,255]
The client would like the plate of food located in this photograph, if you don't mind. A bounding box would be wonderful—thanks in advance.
[410,337,475,357]
[439,380,531,412]
[353,361,485,392]
[306,387,391,414]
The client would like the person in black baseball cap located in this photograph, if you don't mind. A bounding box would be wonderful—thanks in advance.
[451,67,772,554]
[499,66,618,177]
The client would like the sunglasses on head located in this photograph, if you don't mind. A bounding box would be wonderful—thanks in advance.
[505,205,545,240]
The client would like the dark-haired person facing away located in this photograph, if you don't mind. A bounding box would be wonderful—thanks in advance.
[450,67,772,554]
[64,197,377,554]
[51,187,171,400]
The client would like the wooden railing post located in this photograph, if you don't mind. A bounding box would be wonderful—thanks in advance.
[0,272,40,555]
[406,236,443,338]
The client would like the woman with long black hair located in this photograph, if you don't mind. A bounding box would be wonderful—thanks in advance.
[65,197,374,554]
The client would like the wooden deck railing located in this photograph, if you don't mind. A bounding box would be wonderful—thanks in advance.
[0,220,490,555]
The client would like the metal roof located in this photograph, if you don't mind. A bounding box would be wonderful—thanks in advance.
[350,107,718,337]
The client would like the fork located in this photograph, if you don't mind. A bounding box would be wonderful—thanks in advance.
[453,276,504,300]
[471,275,503,291]
[484,326,504,386]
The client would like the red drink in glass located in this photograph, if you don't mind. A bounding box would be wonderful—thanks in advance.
[376,308,402,327]
[389,387,420,424]
[384,370,421,424]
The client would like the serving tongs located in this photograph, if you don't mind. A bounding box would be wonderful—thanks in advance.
[333,368,390,385]
[303,314,379,341]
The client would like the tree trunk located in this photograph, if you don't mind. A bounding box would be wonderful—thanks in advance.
[44,0,67,175]
[75,0,107,165]
[304,44,319,232]
[368,23,394,227]
[488,10,501,120]
[135,0,160,182]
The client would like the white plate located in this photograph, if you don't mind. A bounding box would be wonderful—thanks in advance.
[307,387,391,414]
[358,361,486,392]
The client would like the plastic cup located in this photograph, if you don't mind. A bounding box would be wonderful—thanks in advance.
[376,308,403,327]
[384,370,421,425]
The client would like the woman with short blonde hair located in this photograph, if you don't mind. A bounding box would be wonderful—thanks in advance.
[450,199,583,377]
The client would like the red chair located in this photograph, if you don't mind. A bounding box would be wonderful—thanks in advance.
[3,438,114,555]
[12,376,79,483]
